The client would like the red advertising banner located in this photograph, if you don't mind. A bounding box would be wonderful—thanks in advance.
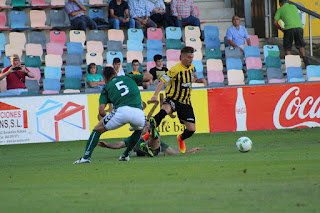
[208,82,320,132]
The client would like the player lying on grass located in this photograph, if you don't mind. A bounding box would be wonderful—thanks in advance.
[98,119,201,157]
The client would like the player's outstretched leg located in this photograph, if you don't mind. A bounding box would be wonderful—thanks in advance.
[178,129,195,153]
[152,109,167,127]
[140,142,154,157]
[119,130,142,161]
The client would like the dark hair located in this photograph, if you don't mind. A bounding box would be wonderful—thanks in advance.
[113,57,121,64]
[279,0,287,4]
[181,46,194,55]
[153,54,162,62]
[131,59,139,64]
[87,63,97,72]
[103,66,116,81]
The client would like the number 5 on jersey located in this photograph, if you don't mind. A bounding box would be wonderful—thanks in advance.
[115,81,129,96]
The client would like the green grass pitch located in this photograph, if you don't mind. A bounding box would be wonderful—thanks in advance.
[0,128,319,213]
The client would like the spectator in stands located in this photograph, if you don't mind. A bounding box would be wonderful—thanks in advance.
[0,55,35,95]
[171,0,201,29]
[128,0,157,30]
[109,0,135,30]
[86,63,105,89]
[129,59,151,89]
[226,15,251,50]
[65,0,98,31]
[147,0,175,29]
[149,54,168,85]
[274,0,308,67]
[113,58,125,76]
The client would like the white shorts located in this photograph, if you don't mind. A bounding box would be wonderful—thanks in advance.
[102,106,146,131]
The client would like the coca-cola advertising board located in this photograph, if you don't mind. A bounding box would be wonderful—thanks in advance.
[208,82,320,132]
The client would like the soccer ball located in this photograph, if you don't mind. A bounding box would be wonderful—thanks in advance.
[236,136,252,152]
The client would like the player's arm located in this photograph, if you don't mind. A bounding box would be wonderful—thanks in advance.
[99,104,107,118]
[151,80,165,102]
[165,147,201,155]
[143,72,153,82]
[151,68,177,102]
[98,141,126,149]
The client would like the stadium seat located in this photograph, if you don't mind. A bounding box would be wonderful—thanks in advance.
[195,71,204,79]
[126,51,143,63]
[86,53,103,66]
[107,40,123,52]
[167,61,179,70]
[89,9,110,28]
[106,51,123,64]
[108,29,124,43]
[25,67,41,82]
[30,10,51,29]
[285,55,301,68]
[3,56,11,67]
[147,49,162,62]
[70,30,86,47]
[184,26,200,39]
[266,68,284,82]
[166,39,182,50]
[306,65,320,81]
[263,45,280,61]
[246,57,262,70]
[31,0,46,6]
[147,28,163,40]
[147,61,156,72]
[0,33,5,51]
[9,32,26,49]
[51,0,65,6]
[147,39,163,51]
[25,79,40,93]
[25,43,43,57]
[45,54,62,68]
[249,35,259,46]
[247,69,265,84]
[225,46,242,59]
[192,60,203,73]
[67,42,84,55]
[50,30,66,44]
[206,48,222,59]
[42,78,61,93]
[204,26,219,40]
[207,59,223,71]
[193,48,203,61]
[269,79,286,84]
[66,54,83,66]
[226,58,243,71]
[205,37,220,49]
[227,69,245,85]
[265,56,282,68]
[89,0,104,5]
[44,66,62,80]
[46,42,64,56]
[29,31,47,48]
[126,62,143,74]
[0,0,7,7]
[287,67,304,82]
[165,26,182,39]
[87,41,104,54]
[0,12,11,30]
[64,77,82,90]
[128,28,144,42]
[65,66,83,79]
[10,11,30,30]
[244,46,260,58]
[5,44,23,59]
[88,30,107,44]
[50,9,69,28]
[12,0,27,7]
[25,55,42,68]
[127,40,143,52]
[166,49,180,61]
[207,70,224,85]
[185,37,202,50]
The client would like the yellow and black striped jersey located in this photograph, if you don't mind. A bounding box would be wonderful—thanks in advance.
[160,62,194,105]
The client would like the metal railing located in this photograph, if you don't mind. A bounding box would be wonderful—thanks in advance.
[288,1,320,57]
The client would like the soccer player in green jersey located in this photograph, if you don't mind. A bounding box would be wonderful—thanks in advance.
[74,66,152,164]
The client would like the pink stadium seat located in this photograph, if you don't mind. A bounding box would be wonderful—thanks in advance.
[51,0,65,6]
[227,69,245,85]
[86,53,103,66]
[166,49,180,61]
[147,61,156,72]
[127,51,143,63]
[269,79,286,83]
[31,0,46,6]
[147,28,163,40]
[0,79,6,92]
[167,61,179,70]
[87,41,104,54]
[46,42,64,56]
[45,54,63,68]
[207,71,224,83]
[9,32,26,49]
[89,0,104,5]
[249,35,259,47]
[26,43,43,57]
[42,90,59,94]
[63,89,80,94]
[246,57,262,70]
[0,12,9,29]
[30,10,51,29]
[108,29,125,43]
[26,67,41,82]
[70,30,86,47]
[207,59,223,71]
[50,31,66,44]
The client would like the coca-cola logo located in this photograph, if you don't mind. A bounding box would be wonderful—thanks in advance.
[273,86,320,129]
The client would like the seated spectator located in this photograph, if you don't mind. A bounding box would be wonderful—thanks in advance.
[109,0,135,30]
[65,0,98,31]
[86,63,105,89]
[171,0,201,29]
[226,15,251,50]
[147,0,175,29]
[113,57,125,76]
[149,54,168,85]
[129,59,151,89]
[128,0,157,31]
[0,55,35,95]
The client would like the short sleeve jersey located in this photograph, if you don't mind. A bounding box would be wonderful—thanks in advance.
[274,3,303,30]
[99,74,144,109]
[149,66,168,80]
[160,62,194,105]
[86,73,104,88]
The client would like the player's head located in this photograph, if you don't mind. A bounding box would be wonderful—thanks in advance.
[180,46,194,67]
[232,15,240,27]
[103,66,116,82]
[10,54,20,66]
[131,59,140,71]
[279,0,287,5]
[87,63,97,75]
[154,54,163,67]
[113,57,121,72]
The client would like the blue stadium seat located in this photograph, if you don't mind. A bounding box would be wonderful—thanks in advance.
[107,40,123,52]
[128,28,144,41]
[64,77,82,90]
[287,67,305,82]
[204,26,220,49]
[65,66,83,79]
[266,68,284,81]
[192,60,203,73]
[225,46,242,59]
[306,65,320,81]
[12,0,27,7]
[29,31,47,48]
[66,54,83,66]
[0,33,5,52]
[127,40,143,52]
[44,67,62,79]
[88,30,107,44]
[43,78,61,91]
[226,58,243,71]
[206,48,222,59]
[3,56,11,67]
[50,9,69,28]
[263,45,280,61]
[244,46,260,58]
[25,79,40,93]
[89,9,111,28]
[247,69,265,84]
[147,49,162,62]
[106,51,123,64]
[165,26,182,39]
[265,56,282,69]
[67,42,84,55]
[147,39,163,51]
[10,11,31,30]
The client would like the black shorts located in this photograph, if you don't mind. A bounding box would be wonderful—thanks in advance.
[283,28,306,51]
[164,97,195,124]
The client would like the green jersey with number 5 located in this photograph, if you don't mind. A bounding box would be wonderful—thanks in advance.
[99,74,144,109]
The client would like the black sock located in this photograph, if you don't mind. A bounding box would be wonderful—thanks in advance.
[154,109,167,126]
[181,129,195,140]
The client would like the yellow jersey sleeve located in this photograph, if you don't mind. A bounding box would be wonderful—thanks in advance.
[160,63,181,84]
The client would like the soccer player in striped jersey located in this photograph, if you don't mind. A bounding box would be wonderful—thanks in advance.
[150,46,198,153]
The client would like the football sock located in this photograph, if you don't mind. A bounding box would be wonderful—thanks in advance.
[83,130,101,159]
[181,129,195,140]
[122,130,141,157]
[153,130,159,140]
[154,109,167,126]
